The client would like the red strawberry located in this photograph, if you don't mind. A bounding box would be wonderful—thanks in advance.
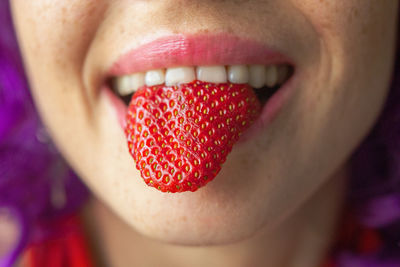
[125,80,261,193]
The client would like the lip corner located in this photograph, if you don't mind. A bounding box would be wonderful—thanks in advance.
[102,85,128,130]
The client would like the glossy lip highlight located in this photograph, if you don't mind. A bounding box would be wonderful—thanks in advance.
[104,33,297,141]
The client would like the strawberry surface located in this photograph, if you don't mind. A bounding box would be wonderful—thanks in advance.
[125,80,261,193]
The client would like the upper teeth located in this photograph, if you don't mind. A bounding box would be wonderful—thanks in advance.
[113,64,290,96]
[166,67,196,86]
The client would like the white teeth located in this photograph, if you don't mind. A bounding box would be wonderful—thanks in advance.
[165,67,196,86]
[145,69,165,86]
[265,65,278,88]
[248,65,267,89]
[114,64,291,96]
[114,75,134,96]
[130,72,145,91]
[227,65,249,84]
[196,65,227,84]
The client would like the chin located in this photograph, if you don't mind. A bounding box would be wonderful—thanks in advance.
[117,172,271,246]
[130,204,266,247]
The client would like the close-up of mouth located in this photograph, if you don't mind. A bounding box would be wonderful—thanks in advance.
[101,33,296,193]
[105,34,296,124]
[110,63,294,107]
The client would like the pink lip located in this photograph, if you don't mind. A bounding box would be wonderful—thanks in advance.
[239,71,297,143]
[108,33,291,76]
[104,33,297,140]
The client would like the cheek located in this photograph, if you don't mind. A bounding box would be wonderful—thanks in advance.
[291,0,398,129]
[285,0,398,186]
[10,1,107,143]
[11,1,107,119]
[12,1,106,68]
[292,1,398,59]
[10,1,113,189]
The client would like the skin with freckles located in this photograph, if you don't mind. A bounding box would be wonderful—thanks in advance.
[10,1,398,266]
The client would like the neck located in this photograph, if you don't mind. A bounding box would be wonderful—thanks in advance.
[83,164,348,267]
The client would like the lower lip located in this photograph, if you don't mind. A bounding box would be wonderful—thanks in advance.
[103,86,128,129]
[104,71,297,142]
[239,70,297,143]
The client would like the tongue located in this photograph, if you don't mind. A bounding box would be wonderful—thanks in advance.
[125,80,261,193]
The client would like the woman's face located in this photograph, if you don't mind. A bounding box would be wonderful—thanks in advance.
[11,1,398,245]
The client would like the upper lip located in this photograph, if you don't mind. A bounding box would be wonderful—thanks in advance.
[107,33,294,78]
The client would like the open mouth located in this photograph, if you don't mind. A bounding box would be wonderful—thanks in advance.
[101,34,296,193]
[106,63,294,193]
[108,63,294,107]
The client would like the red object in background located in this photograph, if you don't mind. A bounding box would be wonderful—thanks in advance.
[25,214,94,267]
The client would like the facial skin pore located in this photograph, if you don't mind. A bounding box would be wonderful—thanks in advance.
[11,1,398,266]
